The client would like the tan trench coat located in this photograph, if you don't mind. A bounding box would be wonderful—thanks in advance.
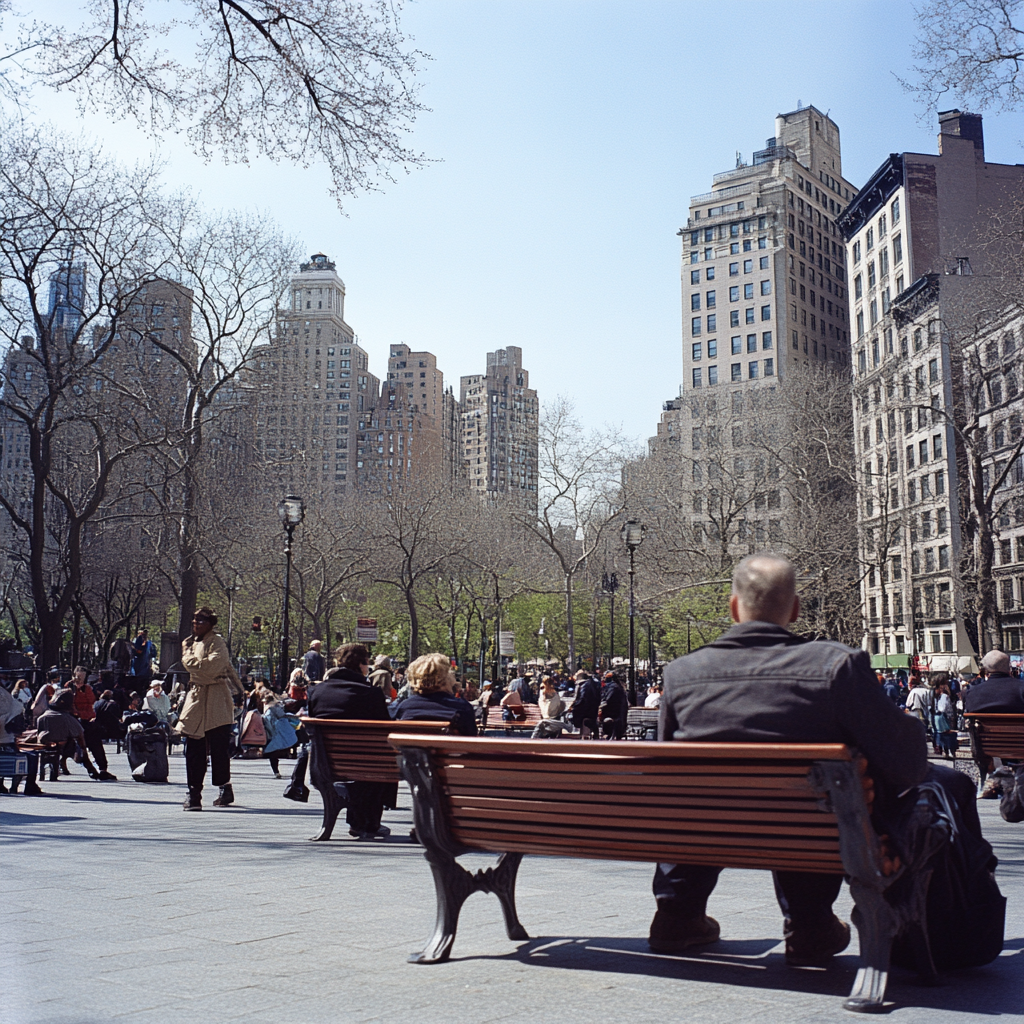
[176,631,244,739]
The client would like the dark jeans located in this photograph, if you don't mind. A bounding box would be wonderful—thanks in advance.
[81,719,108,772]
[346,781,385,833]
[653,863,843,927]
[289,747,309,789]
[184,724,232,793]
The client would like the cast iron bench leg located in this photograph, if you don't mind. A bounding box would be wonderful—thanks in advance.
[844,880,897,1012]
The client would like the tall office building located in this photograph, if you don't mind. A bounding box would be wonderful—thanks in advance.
[647,106,858,555]
[838,111,1024,667]
[250,253,379,501]
[459,346,538,506]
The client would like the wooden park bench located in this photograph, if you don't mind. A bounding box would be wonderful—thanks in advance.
[389,734,941,1014]
[965,713,1024,774]
[626,707,659,740]
[301,717,449,841]
[485,704,544,734]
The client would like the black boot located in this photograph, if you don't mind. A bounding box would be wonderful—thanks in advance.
[183,790,202,811]
[24,780,44,796]
[213,783,234,807]
[282,783,309,802]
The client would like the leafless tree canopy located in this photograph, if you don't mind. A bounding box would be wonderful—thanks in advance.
[905,0,1024,113]
[2,0,428,204]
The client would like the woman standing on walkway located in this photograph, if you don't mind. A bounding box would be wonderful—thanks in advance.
[177,607,244,811]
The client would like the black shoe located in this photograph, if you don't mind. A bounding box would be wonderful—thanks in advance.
[648,909,721,952]
[59,762,70,775]
[24,782,44,796]
[97,771,117,781]
[212,784,234,807]
[785,914,851,966]
[282,784,310,803]
[183,791,202,811]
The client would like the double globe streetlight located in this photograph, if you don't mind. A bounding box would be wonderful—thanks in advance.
[277,495,305,690]
[621,519,645,706]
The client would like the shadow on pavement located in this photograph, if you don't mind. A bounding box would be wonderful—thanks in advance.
[0,812,87,825]
[438,932,1024,1014]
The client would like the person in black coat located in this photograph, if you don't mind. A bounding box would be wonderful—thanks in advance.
[599,673,629,738]
[964,650,1024,713]
[649,554,949,966]
[393,653,477,736]
[569,670,601,735]
[304,643,390,839]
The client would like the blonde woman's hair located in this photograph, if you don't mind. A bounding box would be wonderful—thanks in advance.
[406,653,454,695]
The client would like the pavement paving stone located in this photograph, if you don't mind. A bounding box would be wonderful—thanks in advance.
[3,746,1023,1023]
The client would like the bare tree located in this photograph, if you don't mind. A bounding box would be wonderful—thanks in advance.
[904,0,1024,113]
[3,0,428,205]
[0,128,170,668]
[506,397,633,673]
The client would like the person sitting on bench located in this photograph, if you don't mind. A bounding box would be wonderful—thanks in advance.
[36,689,102,781]
[649,553,976,966]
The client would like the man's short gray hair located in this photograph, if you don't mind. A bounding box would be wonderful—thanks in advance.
[732,553,797,620]
[981,650,1010,674]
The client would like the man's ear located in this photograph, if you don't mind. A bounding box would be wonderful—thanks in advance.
[729,594,741,623]
[789,595,800,624]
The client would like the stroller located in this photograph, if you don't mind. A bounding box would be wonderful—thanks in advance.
[123,711,169,783]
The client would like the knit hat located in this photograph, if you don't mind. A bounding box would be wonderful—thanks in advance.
[374,655,392,671]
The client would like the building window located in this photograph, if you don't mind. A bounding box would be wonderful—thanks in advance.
[891,197,900,224]
[706,266,716,280]
[746,308,755,324]
[731,363,742,382]
[691,294,701,311]
[691,317,701,336]
[730,310,740,327]
[691,270,700,284]
[692,342,701,361]
[748,361,759,379]
[706,290,716,308]
[764,358,774,376]
[762,331,772,349]
[744,259,753,273]
[761,305,771,321]
[760,280,771,296]
[893,234,902,264]
[729,286,739,302]
[707,314,717,331]
[935,469,945,494]
[692,368,702,388]
[708,365,718,385]
[747,334,757,353]
[929,358,939,383]
[707,339,717,358]
[730,262,739,276]
[856,311,865,338]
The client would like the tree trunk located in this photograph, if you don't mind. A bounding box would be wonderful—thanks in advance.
[406,588,420,661]
[565,571,576,673]
[176,461,201,641]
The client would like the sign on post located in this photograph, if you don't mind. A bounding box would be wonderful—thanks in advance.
[356,618,379,644]
[499,631,516,655]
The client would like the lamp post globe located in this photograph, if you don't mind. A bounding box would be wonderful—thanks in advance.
[620,520,645,706]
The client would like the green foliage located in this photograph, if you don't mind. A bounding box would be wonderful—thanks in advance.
[655,584,731,661]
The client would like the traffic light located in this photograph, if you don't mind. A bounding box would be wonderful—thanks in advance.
[252,616,262,633]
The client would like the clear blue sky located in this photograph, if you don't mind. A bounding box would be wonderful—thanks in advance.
[12,1,1024,441]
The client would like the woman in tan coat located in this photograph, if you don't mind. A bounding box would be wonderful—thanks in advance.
[177,606,244,811]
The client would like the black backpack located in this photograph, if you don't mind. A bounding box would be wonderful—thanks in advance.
[887,768,1005,972]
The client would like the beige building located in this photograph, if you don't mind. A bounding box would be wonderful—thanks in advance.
[250,253,379,501]
[649,105,858,554]
[459,346,538,506]
[838,110,1024,668]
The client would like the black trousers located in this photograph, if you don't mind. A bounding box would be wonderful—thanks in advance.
[184,724,232,793]
[346,781,385,833]
[653,862,843,927]
[81,720,108,771]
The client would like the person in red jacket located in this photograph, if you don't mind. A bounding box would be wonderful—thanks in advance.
[70,666,116,780]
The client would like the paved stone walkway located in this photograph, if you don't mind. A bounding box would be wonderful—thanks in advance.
[3,747,1022,1023]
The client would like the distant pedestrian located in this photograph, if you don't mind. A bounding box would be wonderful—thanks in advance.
[144,681,171,723]
[302,640,326,682]
[368,655,395,700]
[12,678,32,707]
[131,630,157,686]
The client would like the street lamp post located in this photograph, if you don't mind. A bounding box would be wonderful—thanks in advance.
[277,495,305,691]
[601,572,619,670]
[621,519,646,706]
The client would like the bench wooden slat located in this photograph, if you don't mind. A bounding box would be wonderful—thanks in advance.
[442,768,819,793]
[965,713,1024,761]
[390,735,853,760]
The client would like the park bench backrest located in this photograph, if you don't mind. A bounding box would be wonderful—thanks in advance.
[966,713,1024,761]
[389,735,860,874]
[485,705,543,729]
[301,717,449,783]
